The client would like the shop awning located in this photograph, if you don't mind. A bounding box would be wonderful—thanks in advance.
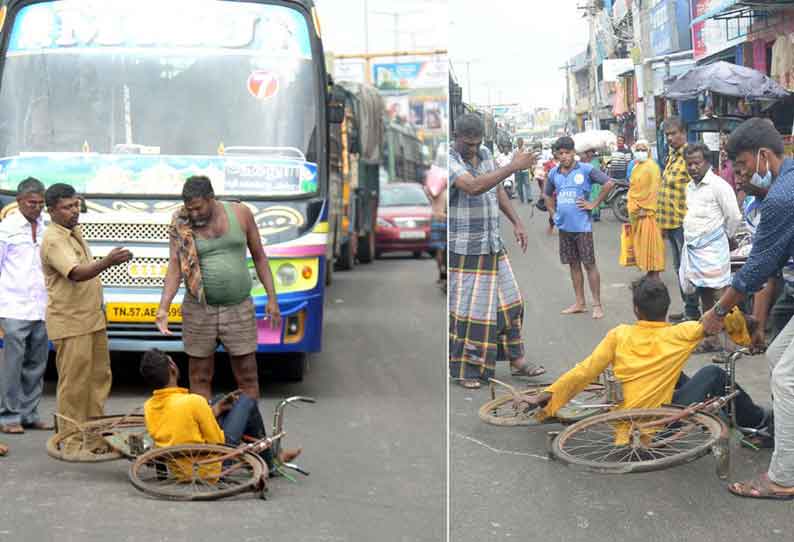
[691,0,794,25]
[691,0,739,26]
[663,61,790,100]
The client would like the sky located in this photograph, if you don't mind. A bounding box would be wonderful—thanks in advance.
[316,0,448,56]
[450,0,589,111]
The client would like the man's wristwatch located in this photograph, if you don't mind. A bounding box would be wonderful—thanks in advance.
[713,302,730,319]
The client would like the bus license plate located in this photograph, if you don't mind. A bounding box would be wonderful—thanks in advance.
[399,231,425,240]
[106,303,182,323]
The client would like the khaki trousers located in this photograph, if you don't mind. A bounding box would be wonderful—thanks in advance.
[53,329,112,432]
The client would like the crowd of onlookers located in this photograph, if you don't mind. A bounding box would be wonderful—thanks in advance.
[449,112,794,498]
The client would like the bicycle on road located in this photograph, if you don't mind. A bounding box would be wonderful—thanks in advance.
[548,349,769,477]
[479,348,770,477]
[47,396,315,500]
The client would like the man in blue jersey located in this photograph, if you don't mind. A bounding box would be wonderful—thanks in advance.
[544,136,615,319]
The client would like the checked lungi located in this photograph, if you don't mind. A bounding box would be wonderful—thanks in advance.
[449,250,524,381]
[430,217,447,251]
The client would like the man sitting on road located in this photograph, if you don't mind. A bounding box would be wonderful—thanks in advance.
[527,277,772,444]
[139,349,301,474]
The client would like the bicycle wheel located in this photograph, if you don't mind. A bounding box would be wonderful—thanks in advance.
[551,407,725,474]
[478,385,547,426]
[129,444,265,501]
[478,384,606,426]
[47,414,147,463]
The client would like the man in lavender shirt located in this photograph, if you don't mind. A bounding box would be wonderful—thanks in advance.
[0,178,52,434]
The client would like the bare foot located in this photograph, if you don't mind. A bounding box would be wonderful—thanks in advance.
[592,305,604,319]
[279,448,302,464]
[561,304,587,315]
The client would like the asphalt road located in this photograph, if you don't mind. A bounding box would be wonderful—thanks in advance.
[451,201,792,542]
[0,254,445,542]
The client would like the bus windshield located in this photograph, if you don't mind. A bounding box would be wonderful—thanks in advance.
[0,0,320,197]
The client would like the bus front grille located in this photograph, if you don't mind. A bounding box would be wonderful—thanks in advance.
[81,222,169,243]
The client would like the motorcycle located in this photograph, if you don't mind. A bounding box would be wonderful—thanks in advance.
[605,179,629,223]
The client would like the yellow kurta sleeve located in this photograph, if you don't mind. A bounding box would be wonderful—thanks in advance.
[724,308,751,347]
[667,321,705,343]
[668,309,749,347]
[539,329,618,419]
[190,396,225,445]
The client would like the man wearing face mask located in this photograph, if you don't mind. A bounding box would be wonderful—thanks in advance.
[735,149,783,355]
[679,143,742,353]
[702,118,794,499]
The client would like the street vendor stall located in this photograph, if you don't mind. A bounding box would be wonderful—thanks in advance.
[661,61,792,166]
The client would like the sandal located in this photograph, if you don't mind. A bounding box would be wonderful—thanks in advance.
[0,423,24,434]
[728,473,794,500]
[510,362,546,378]
[454,379,481,389]
[24,420,54,431]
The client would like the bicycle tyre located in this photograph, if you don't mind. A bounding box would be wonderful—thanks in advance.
[478,385,547,426]
[478,384,606,426]
[129,444,265,501]
[46,415,147,463]
[551,407,725,474]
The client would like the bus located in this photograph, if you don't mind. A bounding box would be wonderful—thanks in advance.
[327,80,383,272]
[0,0,341,380]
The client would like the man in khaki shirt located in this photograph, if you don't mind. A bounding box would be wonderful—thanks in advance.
[40,184,131,443]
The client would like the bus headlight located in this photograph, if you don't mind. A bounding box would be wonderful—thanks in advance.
[276,263,298,287]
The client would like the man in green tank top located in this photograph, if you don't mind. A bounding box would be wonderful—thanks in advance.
[156,176,281,400]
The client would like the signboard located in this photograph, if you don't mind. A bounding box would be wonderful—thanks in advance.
[650,0,673,56]
[8,0,312,58]
[372,58,446,91]
[692,0,749,61]
[334,60,366,84]
[603,58,634,82]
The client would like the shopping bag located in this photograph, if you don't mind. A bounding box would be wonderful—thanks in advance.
[678,242,697,296]
[619,223,635,267]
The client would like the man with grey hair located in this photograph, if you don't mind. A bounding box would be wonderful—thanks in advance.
[448,113,543,389]
[0,177,52,434]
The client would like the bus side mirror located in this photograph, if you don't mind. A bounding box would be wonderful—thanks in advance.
[328,103,344,124]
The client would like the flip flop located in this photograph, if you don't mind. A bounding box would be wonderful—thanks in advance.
[561,305,587,315]
[511,363,546,378]
[0,424,24,434]
[728,473,794,500]
[24,420,54,431]
[592,304,604,320]
[454,379,481,389]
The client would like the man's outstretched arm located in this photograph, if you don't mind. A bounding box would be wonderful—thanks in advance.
[528,330,617,418]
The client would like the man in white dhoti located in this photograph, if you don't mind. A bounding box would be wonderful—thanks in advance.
[680,143,742,352]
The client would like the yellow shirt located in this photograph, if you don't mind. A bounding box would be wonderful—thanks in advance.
[144,387,225,481]
[144,387,224,448]
[540,310,750,420]
[40,223,105,340]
